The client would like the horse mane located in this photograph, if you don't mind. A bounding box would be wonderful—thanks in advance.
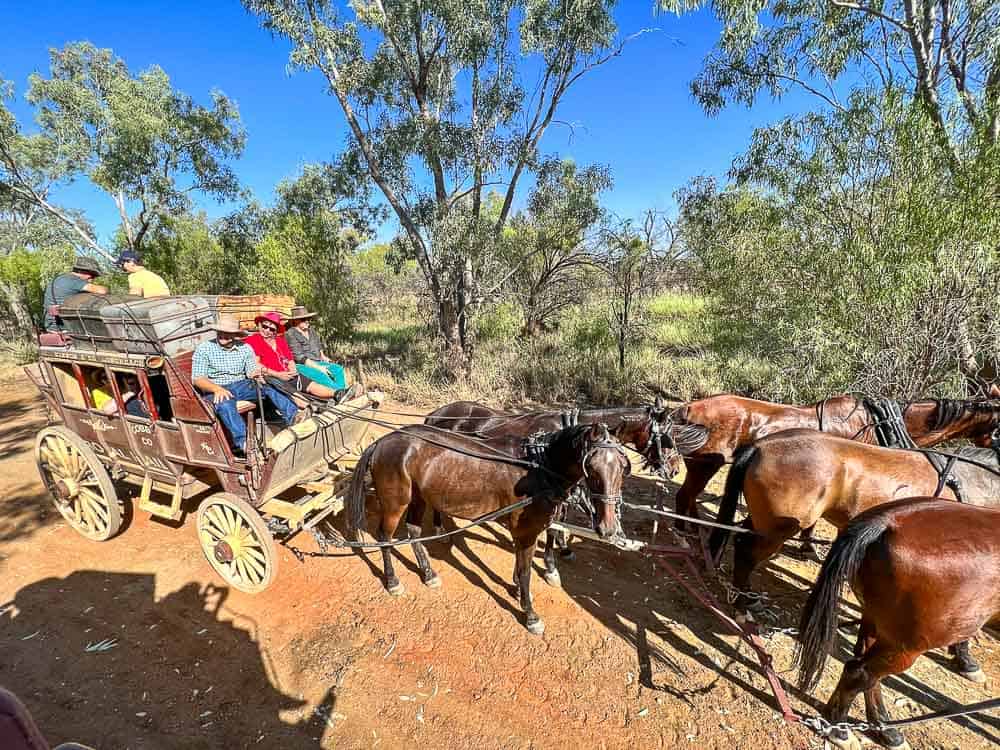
[671,421,710,455]
[921,399,1000,431]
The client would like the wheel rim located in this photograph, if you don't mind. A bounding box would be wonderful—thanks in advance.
[198,501,271,590]
[37,432,115,539]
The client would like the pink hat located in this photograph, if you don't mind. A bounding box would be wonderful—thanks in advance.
[254,311,285,332]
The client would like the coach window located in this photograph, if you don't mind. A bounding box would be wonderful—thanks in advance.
[110,370,154,421]
[49,362,87,409]
[78,364,115,414]
[146,371,174,422]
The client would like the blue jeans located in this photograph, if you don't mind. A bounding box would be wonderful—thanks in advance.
[203,378,298,452]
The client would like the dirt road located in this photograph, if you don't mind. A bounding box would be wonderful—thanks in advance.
[1,371,996,749]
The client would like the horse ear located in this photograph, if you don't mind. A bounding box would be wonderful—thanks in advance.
[588,422,603,440]
[654,394,664,410]
[989,383,1000,399]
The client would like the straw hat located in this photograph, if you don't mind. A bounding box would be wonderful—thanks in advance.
[287,305,317,320]
[211,314,247,335]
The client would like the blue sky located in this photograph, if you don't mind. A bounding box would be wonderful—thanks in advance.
[1,0,816,247]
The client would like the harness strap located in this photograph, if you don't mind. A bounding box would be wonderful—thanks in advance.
[286,498,536,558]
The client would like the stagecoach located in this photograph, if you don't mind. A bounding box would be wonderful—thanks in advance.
[24,292,379,593]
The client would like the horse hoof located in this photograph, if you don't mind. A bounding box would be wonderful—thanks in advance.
[877,731,909,750]
[525,618,545,635]
[387,581,405,596]
[543,570,562,588]
[827,727,861,750]
[559,549,576,562]
[734,610,755,626]
[424,574,442,589]
[958,667,986,684]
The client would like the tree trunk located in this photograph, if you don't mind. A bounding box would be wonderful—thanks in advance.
[0,280,36,342]
[953,315,985,394]
[438,299,469,378]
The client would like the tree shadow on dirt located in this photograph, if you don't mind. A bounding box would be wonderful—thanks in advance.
[0,571,336,749]
[0,395,45,462]
[557,475,1000,747]
[0,481,58,548]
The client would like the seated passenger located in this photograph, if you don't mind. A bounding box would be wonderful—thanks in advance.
[191,314,300,456]
[43,256,108,331]
[284,306,363,401]
[116,250,170,298]
[91,370,149,418]
[247,310,339,401]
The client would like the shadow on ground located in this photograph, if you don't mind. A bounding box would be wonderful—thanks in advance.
[0,571,339,749]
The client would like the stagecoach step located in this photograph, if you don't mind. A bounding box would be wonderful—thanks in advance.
[136,475,184,521]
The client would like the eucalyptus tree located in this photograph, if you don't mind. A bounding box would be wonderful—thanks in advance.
[598,209,682,369]
[505,158,611,335]
[658,0,1000,160]
[0,42,245,262]
[243,0,631,371]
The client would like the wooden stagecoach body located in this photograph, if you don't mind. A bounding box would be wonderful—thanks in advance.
[25,299,377,593]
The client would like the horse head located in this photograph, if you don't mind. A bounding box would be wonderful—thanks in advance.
[633,396,682,479]
[638,397,710,477]
[580,423,631,540]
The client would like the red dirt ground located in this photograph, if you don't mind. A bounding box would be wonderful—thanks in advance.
[1,370,997,749]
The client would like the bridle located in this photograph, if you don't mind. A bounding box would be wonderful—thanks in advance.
[581,436,629,521]
[643,411,681,478]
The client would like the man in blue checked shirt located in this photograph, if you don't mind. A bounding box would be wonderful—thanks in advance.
[192,314,300,456]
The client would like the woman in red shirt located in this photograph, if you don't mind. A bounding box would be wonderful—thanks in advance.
[245,312,337,399]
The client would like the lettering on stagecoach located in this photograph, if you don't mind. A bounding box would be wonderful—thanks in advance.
[80,418,116,432]
[143,455,171,471]
[194,425,214,435]
[131,423,153,435]
[200,442,216,456]
[41,349,148,368]
[106,446,137,463]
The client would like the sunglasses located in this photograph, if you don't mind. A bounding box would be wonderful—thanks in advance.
[260,322,279,331]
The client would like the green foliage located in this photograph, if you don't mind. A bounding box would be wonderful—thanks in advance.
[143,212,237,294]
[0,41,245,271]
[475,302,523,342]
[243,0,624,365]
[680,93,1000,399]
[502,159,611,334]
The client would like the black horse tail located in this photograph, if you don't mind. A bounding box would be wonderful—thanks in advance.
[346,440,379,538]
[708,445,756,558]
[795,513,892,691]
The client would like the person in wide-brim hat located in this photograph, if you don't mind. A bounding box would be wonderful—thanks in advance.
[286,304,318,321]
[284,305,362,402]
[192,312,299,455]
[43,255,109,332]
[210,314,249,335]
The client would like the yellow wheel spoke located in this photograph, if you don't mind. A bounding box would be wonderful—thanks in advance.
[53,439,71,473]
[80,489,109,523]
[218,505,234,535]
[243,546,267,566]
[241,551,265,579]
[234,557,250,583]
[207,507,229,538]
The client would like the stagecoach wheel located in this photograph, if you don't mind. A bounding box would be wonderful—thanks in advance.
[35,426,122,541]
[196,493,277,594]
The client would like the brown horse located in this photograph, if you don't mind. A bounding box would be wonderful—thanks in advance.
[347,423,631,634]
[796,499,1000,750]
[711,428,1000,679]
[671,394,1000,534]
[425,396,709,477]
[425,397,708,584]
